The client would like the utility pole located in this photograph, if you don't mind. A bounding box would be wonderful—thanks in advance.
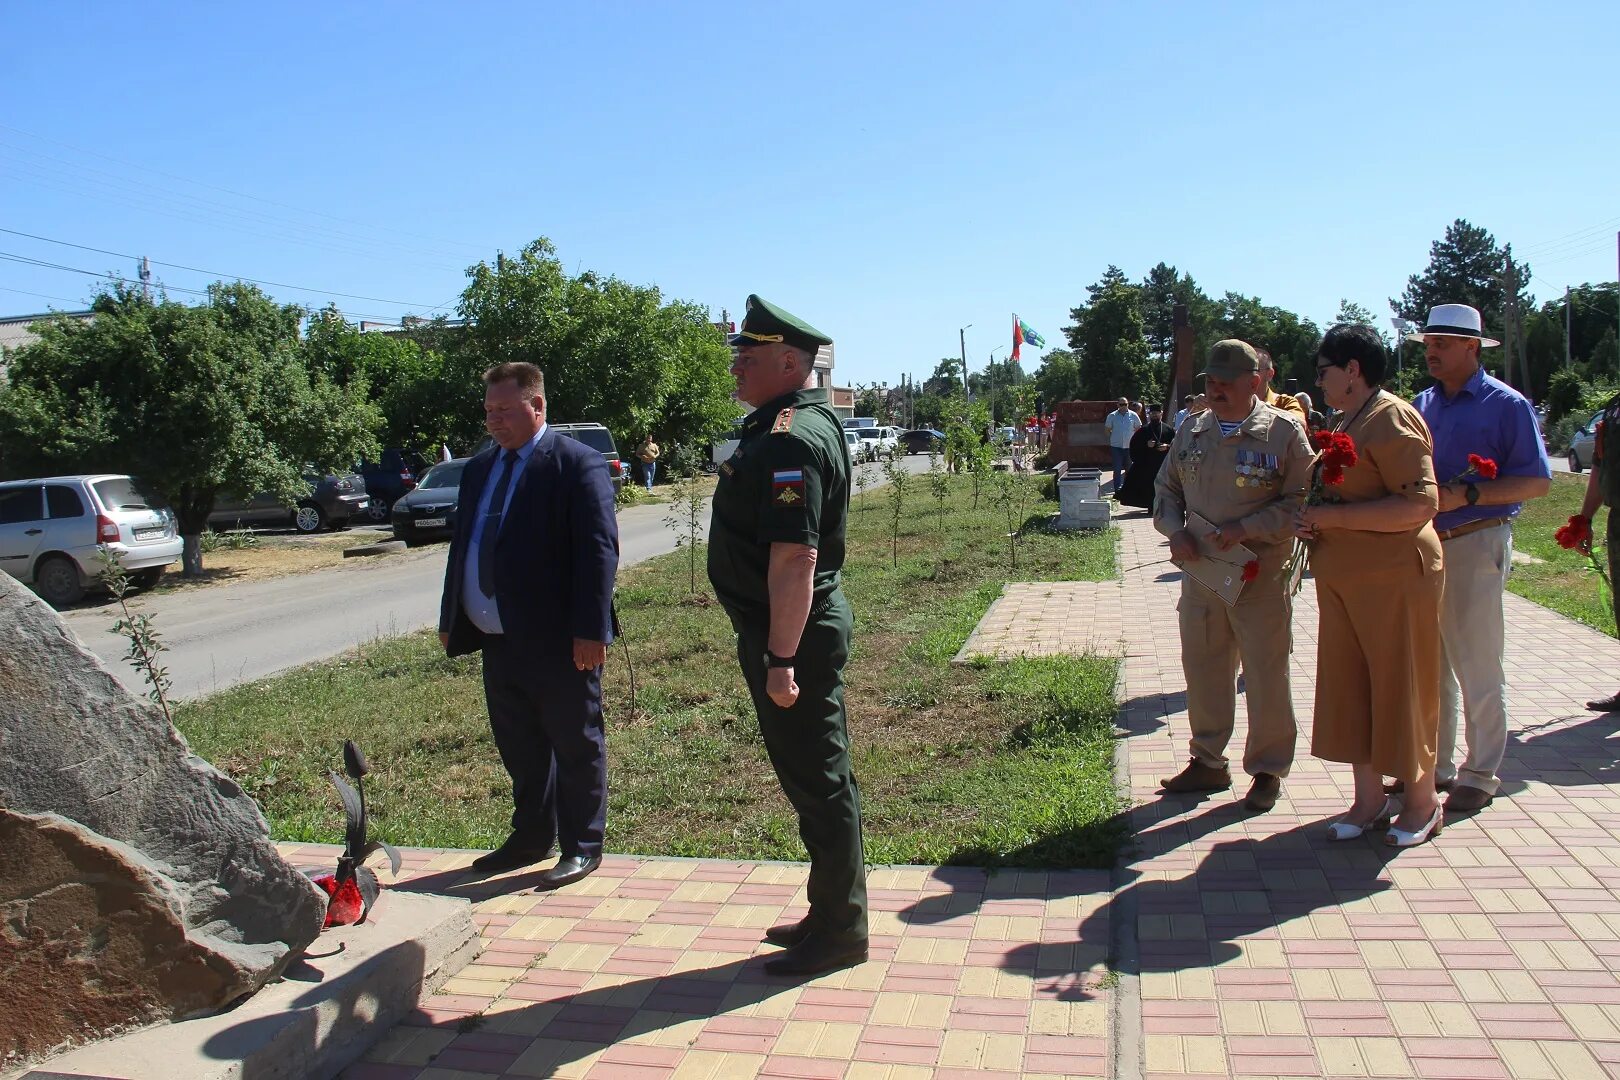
[1565,287,1572,370]
[959,325,971,398]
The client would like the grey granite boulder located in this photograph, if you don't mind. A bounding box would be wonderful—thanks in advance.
[0,572,325,1071]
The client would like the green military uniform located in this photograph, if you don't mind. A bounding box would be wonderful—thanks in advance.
[1597,396,1620,620]
[707,296,867,946]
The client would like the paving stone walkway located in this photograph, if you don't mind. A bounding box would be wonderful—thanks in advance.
[280,507,1620,1080]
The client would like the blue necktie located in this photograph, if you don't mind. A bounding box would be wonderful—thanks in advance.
[477,450,520,598]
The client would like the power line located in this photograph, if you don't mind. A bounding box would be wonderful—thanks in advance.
[0,250,424,324]
[0,159,473,274]
[1518,215,1620,256]
[0,227,444,309]
[0,123,494,259]
[0,285,87,306]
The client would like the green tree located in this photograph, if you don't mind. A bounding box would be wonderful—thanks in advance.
[0,283,379,575]
[1330,299,1380,329]
[1065,266,1157,400]
[456,238,736,453]
[1393,219,1530,335]
[1032,347,1083,407]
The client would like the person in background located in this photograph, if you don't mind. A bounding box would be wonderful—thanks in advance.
[636,434,660,493]
[1256,348,1308,425]
[1411,303,1552,816]
[1117,403,1174,509]
[1573,389,1620,711]
[1105,397,1142,497]
[1296,325,1445,847]
[1174,394,1195,431]
[1295,391,1325,433]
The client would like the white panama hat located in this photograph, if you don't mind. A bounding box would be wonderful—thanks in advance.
[1407,303,1501,347]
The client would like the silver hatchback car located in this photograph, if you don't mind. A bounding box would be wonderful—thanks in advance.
[0,474,182,607]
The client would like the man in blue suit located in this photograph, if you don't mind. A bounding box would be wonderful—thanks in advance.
[438,362,619,888]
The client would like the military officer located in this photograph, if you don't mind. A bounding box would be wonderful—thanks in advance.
[1154,339,1314,811]
[708,295,867,977]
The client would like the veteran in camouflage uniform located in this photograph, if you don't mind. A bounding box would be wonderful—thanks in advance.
[707,295,867,977]
[1154,340,1314,811]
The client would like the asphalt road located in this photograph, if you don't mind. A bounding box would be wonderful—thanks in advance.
[59,455,931,701]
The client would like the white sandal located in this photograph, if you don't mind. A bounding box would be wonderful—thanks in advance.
[1327,796,1401,841]
[1386,804,1444,847]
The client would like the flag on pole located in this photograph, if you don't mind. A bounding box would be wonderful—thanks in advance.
[1011,315,1045,363]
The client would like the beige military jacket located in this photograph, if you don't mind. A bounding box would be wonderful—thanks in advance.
[1154,398,1314,563]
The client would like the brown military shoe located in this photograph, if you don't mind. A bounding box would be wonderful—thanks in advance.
[1244,773,1281,812]
[1160,759,1232,794]
[1444,785,1493,814]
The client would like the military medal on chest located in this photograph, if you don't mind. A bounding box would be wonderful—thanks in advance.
[1179,441,1205,482]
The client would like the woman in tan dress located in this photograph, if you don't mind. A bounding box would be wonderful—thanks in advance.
[1295,324,1445,846]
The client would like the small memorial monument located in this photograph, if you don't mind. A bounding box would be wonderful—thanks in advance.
[0,572,326,1073]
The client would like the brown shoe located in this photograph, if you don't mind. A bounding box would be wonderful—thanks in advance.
[1443,785,1493,814]
[1244,773,1281,812]
[1160,760,1232,794]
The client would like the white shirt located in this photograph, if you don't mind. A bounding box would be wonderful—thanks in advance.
[1105,410,1141,448]
[462,425,546,634]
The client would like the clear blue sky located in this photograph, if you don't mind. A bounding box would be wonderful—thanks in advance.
[4,1,1616,387]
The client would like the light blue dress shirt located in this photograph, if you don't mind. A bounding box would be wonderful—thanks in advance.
[462,425,546,634]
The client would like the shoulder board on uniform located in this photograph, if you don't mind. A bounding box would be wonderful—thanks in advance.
[770,407,795,434]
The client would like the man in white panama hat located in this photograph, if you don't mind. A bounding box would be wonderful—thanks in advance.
[1410,303,1551,816]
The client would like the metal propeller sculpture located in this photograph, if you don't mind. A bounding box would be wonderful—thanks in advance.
[306,739,402,927]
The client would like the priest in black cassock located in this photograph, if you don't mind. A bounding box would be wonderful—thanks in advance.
[1116,404,1174,509]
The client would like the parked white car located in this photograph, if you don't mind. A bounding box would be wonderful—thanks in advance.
[711,425,746,469]
[853,426,897,461]
[0,474,181,607]
[844,430,865,462]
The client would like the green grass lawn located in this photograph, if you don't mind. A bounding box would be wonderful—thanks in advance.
[175,472,1127,869]
[1506,472,1614,637]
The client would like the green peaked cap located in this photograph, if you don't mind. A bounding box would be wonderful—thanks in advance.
[730,295,833,355]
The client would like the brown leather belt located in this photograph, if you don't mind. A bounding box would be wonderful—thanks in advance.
[1437,517,1509,543]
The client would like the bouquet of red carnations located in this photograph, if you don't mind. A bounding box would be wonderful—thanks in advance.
[1278,431,1358,594]
[1556,513,1612,607]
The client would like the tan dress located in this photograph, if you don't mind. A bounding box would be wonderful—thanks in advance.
[1310,392,1444,782]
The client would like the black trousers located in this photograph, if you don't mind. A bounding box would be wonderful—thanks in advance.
[735,590,868,939]
[481,635,606,859]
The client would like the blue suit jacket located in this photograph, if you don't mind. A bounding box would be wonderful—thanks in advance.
[438,429,619,658]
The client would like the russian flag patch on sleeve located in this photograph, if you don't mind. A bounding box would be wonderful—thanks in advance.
[772,468,805,505]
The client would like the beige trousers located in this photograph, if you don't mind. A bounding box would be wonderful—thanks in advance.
[1178,577,1298,778]
[1437,523,1511,795]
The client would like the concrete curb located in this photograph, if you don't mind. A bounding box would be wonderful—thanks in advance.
[23,890,479,1080]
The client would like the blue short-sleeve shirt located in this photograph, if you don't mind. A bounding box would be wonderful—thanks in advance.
[1413,366,1550,533]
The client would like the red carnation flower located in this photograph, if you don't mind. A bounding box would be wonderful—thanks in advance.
[1467,453,1499,480]
[1242,559,1260,583]
[1322,463,1346,486]
[1556,514,1592,550]
[1311,430,1334,451]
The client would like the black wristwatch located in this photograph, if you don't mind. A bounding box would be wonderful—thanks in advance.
[1465,482,1480,506]
[765,651,797,669]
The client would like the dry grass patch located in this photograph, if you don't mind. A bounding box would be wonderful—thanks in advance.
[152,530,398,592]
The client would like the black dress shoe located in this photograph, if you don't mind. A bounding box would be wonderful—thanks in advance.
[1588,693,1620,712]
[535,854,602,890]
[763,932,868,976]
[469,836,555,875]
[764,917,813,948]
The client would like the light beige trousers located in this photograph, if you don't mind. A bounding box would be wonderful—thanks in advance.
[1437,523,1511,795]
